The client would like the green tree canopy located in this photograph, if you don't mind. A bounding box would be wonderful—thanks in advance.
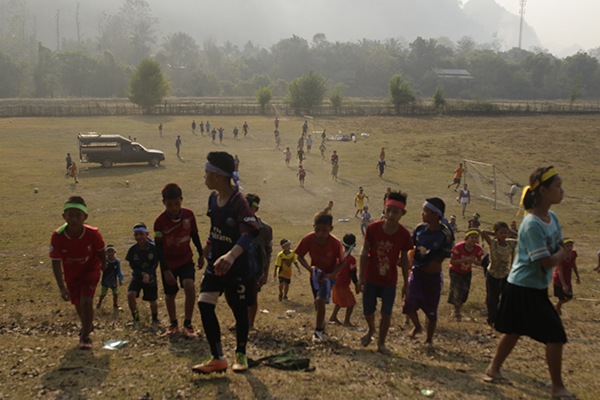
[128,58,170,113]
[389,74,415,113]
[256,86,272,113]
[287,71,327,114]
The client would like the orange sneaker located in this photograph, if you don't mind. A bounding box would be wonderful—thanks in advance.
[192,358,228,374]
[182,325,197,339]
[167,324,179,335]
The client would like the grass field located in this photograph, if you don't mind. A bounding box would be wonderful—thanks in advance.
[1,114,600,399]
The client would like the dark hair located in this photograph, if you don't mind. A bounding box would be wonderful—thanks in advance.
[66,196,86,206]
[162,183,182,200]
[280,239,290,246]
[493,221,509,232]
[342,233,356,248]
[246,193,261,207]
[133,222,147,230]
[314,211,333,226]
[522,166,558,210]
[387,190,407,205]
[426,197,445,217]
[207,151,235,176]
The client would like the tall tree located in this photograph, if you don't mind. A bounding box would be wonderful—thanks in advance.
[256,86,272,114]
[287,71,327,114]
[389,74,415,113]
[128,58,170,113]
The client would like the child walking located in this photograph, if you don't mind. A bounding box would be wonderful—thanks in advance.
[295,211,346,343]
[480,222,517,326]
[297,163,306,187]
[553,239,580,315]
[360,205,372,237]
[357,191,413,354]
[154,183,204,338]
[50,196,106,349]
[329,234,358,327]
[403,197,454,344]
[126,223,159,324]
[448,230,484,321]
[96,245,124,310]
[193,152,259,374]
[274,239,301,301]
[485,166,576,400]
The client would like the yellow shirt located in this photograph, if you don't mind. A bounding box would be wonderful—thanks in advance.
[355,192,367,209]
[275,250,298,279]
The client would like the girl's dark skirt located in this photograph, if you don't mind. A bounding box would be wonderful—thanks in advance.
[495,282,567,344]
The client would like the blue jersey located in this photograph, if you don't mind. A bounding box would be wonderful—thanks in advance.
[412,223,454,269]
[126,240,159,283]
[101,258,123,288]
[206,190,259,280]
[508,211,563,290]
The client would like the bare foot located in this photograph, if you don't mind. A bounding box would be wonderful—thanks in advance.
[377,344,392,355]
[360,333,373,347]
[409,326,423,338]
[343,321,355,327]
[550,388,577,399]
[484,367,508,383]
[329,317,342,325]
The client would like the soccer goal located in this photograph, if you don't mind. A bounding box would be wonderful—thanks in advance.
[463,159,522,210]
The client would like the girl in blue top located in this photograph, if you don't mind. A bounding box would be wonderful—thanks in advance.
[485,166,576,400]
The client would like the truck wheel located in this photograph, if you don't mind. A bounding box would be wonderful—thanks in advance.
[101,159,113,168]
[149,158,160,167]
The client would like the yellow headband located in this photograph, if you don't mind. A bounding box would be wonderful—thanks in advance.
[563,238,574,245]
[465,229,479,239]
[530,167,559,191]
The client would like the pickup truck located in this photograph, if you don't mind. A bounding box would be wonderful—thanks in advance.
[78,132,165,168]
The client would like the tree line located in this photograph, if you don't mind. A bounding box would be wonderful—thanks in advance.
[1,0,600,102]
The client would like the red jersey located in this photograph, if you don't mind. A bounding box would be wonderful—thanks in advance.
[294,232,344,274]
[154,208,198,270]
[450,241,484,274]
[552,250,577,287]
[364,220,413,286]
[335,254,357,287]
[49,224,105,284]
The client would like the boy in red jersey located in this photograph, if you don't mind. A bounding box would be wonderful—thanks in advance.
[553,239,580,315]
[154,183,204,338]
[295,211,346,343]
[448,230,484,321]
[50,196,106,350]
[357,190,413,355]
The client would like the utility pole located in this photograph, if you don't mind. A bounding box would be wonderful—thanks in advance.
[518,0,527,49]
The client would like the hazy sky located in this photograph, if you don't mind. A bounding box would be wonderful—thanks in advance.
[494,0,600,52]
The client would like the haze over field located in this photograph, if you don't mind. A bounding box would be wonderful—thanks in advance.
[6,0,599,56]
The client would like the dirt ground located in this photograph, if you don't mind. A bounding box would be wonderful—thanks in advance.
[1,114,600,399]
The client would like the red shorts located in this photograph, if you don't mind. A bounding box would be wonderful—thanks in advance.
[66,271,101,305]
[332,283,356,308]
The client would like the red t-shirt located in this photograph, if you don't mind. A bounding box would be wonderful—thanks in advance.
[364,220,413,286]
[49,224,105,284]
[335,254,356,287]
[154,208,198,270]
[552,250,577,287]
[294,232,344,274]
[449,241,484,274]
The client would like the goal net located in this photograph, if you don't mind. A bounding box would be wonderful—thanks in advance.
[463,159,522,210]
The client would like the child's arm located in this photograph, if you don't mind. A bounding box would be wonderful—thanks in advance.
[98,249,107,272]
[556,264,568,292]
[357,242,369,293]
[398,250,410,297]
[117,260,124,285]
[52,260,69,301]
[294,261,302,274]
[574,261,580,284]
[191,231,205,269]
[296,254,312,273]
[480,230,494,247]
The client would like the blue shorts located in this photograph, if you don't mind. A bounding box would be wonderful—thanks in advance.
[310,268,334,304]
[362,282,396,316]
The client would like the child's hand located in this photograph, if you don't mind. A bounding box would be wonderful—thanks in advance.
[59,287,69,301]
[214,253,235,276]
[576,276,581,284]
[142,273,150,284]
[356,278,365,294]
[562,285,571,295]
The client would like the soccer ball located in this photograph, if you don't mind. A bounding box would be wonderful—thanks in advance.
[125,180,130,187]
[34,187,39,193]
[263,178,267,183]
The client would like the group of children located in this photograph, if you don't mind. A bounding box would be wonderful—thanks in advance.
[50,162,580,398]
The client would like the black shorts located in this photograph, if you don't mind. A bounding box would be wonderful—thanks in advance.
[162,262,195,296]
[278,277,291,285]
[495,283,567,344]
[128,277,158,302]
[200,273,253,309]
[453,178,461,184]
[553,285,573,301]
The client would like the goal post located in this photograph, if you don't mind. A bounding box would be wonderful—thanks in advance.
[463,159,521,210]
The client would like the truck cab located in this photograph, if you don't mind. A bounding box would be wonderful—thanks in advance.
[78,132,165,168]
